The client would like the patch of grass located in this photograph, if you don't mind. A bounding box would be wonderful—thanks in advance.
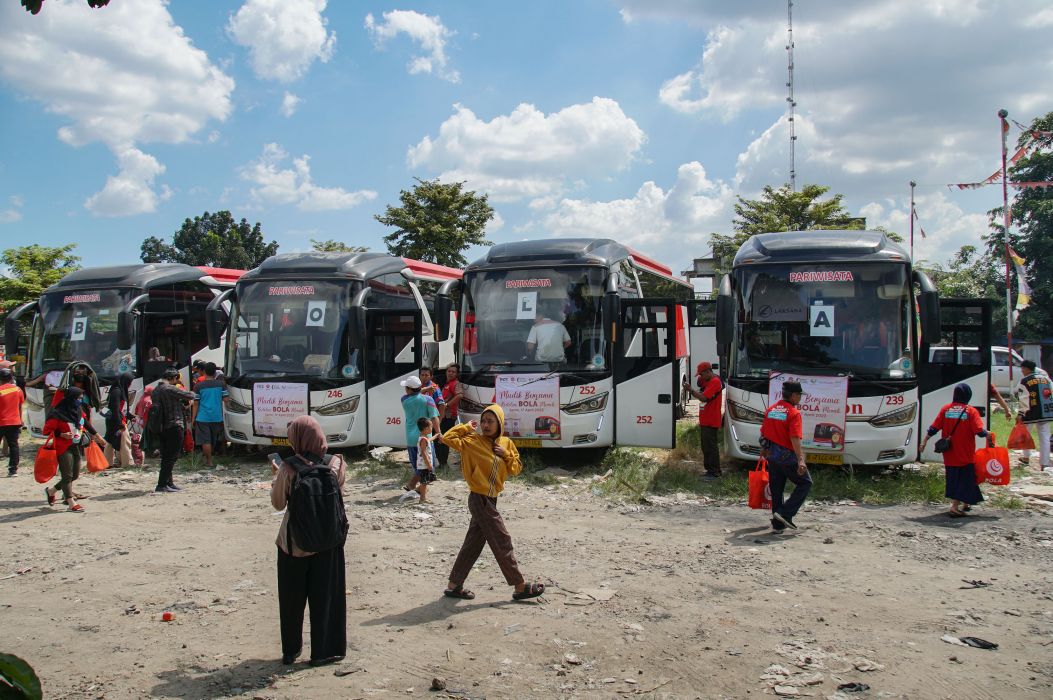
[518,451,559,486]
[986,488,1026,510]
[596,448,662,499]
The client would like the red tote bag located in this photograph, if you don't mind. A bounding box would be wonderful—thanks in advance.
[34,436,59,483]
[975,434,1010,486]
[1007,422,1035,450]
[84,440,109,472]
[748,458,772,510]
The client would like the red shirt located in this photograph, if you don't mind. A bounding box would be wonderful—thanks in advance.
[929,402,985,467]
[697,376,724,428]
[442,379,460,419]
[761,399,803,450]
[0,383,24,426]
[43,417,78,456]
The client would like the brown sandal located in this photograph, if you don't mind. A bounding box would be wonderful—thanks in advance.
[443,586,475,600]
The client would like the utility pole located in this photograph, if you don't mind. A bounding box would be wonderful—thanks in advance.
[909,180,916,260]
[786,0,797,191]
[998,109,1013,382]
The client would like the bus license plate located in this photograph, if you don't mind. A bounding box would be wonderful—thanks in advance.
[270,437,289,446]
[512,438,542,448]
[806,452,843,465]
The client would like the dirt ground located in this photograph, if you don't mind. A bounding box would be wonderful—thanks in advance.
[2,440,1053,700]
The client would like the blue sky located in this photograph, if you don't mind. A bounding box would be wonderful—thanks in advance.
[1,0,1051,273]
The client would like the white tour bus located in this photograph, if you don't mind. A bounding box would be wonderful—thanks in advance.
[433,238,693,449]
[4,264,244,436]
[715,230,993,467]
[206,252,461,448]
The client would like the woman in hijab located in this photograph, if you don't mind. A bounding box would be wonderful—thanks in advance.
[43,387,104,513]
[270,416,348,666]
[920,383,991,517]
[104,372,135,466]
[134,385,156,456]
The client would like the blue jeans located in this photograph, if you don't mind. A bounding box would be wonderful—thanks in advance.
[767,445,812,519]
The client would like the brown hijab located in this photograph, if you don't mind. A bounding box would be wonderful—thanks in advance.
[288,415,327,463]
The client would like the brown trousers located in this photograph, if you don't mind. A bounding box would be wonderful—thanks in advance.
[449,492,525,588]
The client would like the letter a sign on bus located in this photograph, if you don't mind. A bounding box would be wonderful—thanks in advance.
[809,305,834,337]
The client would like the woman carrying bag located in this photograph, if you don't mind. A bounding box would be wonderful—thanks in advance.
[43,387,106,513]
[919,383,991,518]
[104,372,135,467]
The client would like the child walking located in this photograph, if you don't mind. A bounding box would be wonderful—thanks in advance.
[400,417,437,503]
[440,404,545,601]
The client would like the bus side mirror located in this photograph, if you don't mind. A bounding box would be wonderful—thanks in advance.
[4,300,36,357]
[919,290,940,346]
[350,287,371,351]
[205,289,234,351]
[434,295,453,342]
[602,293,619,343]
[715,274,734,348]
[423,341,439,369]
[117,311,135,350]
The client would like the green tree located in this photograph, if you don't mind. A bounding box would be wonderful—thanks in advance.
[140,211,278,269]
[21,0,109,14]
[0,244,81,322]
[983,112,1053,341]
[916,245,997,299]
[710,184,866,277]
[310,239,368,253]
[375,178,494,268]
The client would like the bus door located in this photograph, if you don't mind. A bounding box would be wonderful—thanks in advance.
[365,308,422,447]
[689,299,718,376]
[615,299,677,448]
[918,298,992,462]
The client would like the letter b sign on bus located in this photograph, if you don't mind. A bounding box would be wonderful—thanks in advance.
[809,305,834,337]
[70,316,88,341]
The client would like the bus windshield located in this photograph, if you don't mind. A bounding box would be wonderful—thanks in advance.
[32,288,136,378]
[461,266,608,373]
[732,262,914,379]
[228,279,358,380]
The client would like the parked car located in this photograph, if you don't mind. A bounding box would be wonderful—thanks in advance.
[928,345,1024,394]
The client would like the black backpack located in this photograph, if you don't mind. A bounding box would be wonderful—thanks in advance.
[285,454,349,553]
[147,389,165,435]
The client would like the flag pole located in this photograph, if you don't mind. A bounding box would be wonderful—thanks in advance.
[909,180,916,260]
[998,108,1013,383]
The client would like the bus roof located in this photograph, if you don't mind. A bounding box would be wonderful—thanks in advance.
[45,263,240,293]
[241,252,462,283]
[468,238,681,279]
[733,230,910,266]
[197,266,246,285]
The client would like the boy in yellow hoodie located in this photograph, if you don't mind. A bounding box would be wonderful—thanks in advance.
[440,404,545,601]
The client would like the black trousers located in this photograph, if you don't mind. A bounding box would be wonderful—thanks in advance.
[1,425,20,469]
[699,426,721,475]
[277,546,347,661]
[157,425,183,489]
[435,417,457,466]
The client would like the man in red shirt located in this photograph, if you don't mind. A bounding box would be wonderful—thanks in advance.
[435,363,462,469]
[760,380,811,531]
[0,368,26,476]
[684,361,723,477]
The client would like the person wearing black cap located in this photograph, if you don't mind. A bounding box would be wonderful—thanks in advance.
[152,368,198,492]
[0,368,24,476]
[1013,360,1053,472]
[760,380,811,530]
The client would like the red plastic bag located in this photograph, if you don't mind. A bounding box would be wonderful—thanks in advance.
[748,457,772,510]
[1007,422,1035,450]
[975,435,1010,486]
[183,428,194,454]
[34,436,58,484]
[84,440,109,472]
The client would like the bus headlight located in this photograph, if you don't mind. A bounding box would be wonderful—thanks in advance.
[459,395,488,414]
[563,392,608,415]
[869,404,916,428]
[226,398,251,414]
[728,400,765,424]
[316,395,361,416]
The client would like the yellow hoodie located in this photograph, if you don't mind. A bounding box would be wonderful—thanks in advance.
[441,404,522,497]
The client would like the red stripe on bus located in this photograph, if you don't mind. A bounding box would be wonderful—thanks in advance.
[402,258,463,281]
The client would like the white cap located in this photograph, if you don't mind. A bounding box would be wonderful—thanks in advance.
[400,376,422,389]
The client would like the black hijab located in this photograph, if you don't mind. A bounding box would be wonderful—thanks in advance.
[952,382,972,404]
[50,386,84,424]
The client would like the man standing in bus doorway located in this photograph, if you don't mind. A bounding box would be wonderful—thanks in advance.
[1014,360,1053,472]
[761,381,811,531]
[683,362,723,478]
[526,306,571,364]
[0,368,25,476]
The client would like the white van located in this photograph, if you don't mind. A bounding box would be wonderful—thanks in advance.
[928,346,1024,394]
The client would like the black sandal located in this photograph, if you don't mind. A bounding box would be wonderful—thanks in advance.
[512,581,545,600]
[443,586,475,600]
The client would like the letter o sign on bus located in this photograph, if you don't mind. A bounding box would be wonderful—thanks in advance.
[306,301,327,327]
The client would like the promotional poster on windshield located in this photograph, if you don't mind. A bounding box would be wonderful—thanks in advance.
[253,382,309,438]
[495,374,561,442]
[768,372,849,452]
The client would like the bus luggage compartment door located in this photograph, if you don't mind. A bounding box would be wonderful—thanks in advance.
[365,309,422,447]
[614,300,677,449]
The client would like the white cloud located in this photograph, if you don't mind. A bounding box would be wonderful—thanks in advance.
[241,143,377,211]
[0,195,23,224]
[0,0,234,217]
[281,91,302,117]
[410,98,646,201]
[542,162,735,253]
[229,0,336,83]
[365,10,459,82]
[84,147,171,217]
